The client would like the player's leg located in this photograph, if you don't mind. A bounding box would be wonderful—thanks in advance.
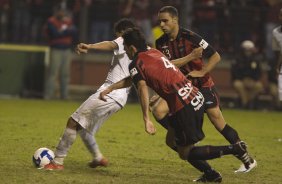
[206,107,240,143]
[203,87,240,143]
[44,117,81,170]
[204,87,256,172]
[170,94,222,182]
[177,141,250,182]
[78,130,108,168]
[73,94,121,168]
[166,119,218,180]
[166,123,220,182]
[151,97,170,129]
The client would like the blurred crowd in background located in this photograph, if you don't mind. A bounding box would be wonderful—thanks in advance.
[1,0,282,109]
[0,0,281,59]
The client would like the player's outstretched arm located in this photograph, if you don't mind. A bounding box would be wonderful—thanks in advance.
[137,80,156,135]
[76,41,118,54]
[99,76,132,101]
[171,47,203,67]
[188,51,220,77]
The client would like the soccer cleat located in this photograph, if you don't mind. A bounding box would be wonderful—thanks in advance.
[44,161,64,170]
[235,159,257,173]
[193,169,222,183]
[233,141,257,173]
[88,157,109,168]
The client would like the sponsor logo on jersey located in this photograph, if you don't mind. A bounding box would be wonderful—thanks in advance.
[191,92,205,111]
[199,39,209,49]
[130,67,138,77]
[178,82,193,100]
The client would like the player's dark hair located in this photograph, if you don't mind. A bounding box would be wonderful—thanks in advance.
[159,6,178,17]
[114,18,136,34]
[122,28,147,51]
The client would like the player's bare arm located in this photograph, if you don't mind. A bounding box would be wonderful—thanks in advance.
[99,76,132,101]
[188,51,220,77]
[172,47,203,67]
[137,80,156,135]
[76,41,118,54]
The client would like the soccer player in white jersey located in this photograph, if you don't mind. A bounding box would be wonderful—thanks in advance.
[44,18,136,170]
[272,8,282,102]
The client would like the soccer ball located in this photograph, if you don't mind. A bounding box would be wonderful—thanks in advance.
[32,147,55,168]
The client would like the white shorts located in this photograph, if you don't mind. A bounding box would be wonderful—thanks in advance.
[71,92,122,134]
[278,73,282,101]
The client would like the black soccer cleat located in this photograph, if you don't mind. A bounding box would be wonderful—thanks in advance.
[193,169,222,183]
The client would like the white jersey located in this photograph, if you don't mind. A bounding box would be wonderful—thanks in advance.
[272,26,282,100]
[96,37,131,106]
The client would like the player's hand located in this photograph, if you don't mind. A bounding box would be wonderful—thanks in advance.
[76,43,90,55]
[188,70,206,78]
[99,88,112,102]
[190,47,203,60]
[145,120,156,135]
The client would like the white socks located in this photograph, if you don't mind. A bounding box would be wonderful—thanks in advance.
[79,129,103,161]
[54,128,77,165]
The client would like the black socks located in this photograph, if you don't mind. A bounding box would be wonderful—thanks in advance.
[188,145,236,160]
[220,124,240,144]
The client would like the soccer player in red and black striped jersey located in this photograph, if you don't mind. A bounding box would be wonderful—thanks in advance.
[151,6,257,178]
[100,28,253,183]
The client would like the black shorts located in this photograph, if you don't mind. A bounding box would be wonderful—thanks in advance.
[169,92,205,146]
[200,86,220,110]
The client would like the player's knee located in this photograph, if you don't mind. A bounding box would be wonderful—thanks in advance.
[152,106,166,120]
[152,100,169,120]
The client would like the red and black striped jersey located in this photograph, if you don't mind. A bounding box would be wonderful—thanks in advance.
[129,48,199,114]
[155,27,215,88]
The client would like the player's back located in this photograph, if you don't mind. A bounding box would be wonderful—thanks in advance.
[134,48,198,113]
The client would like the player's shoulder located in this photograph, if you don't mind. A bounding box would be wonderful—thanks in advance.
[137,49,160,62]
[179,27,200,38]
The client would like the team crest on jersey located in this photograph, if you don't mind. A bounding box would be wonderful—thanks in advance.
[199,39,209,49]
[130,67,138,77]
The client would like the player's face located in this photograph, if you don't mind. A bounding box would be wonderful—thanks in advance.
[158,12,178,34]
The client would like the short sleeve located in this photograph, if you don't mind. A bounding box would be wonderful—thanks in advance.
[113,37,125,55]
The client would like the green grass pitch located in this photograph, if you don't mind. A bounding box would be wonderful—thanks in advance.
[0,99,282,184]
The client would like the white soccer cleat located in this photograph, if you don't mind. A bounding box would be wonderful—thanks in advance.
[235,159,257,173]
